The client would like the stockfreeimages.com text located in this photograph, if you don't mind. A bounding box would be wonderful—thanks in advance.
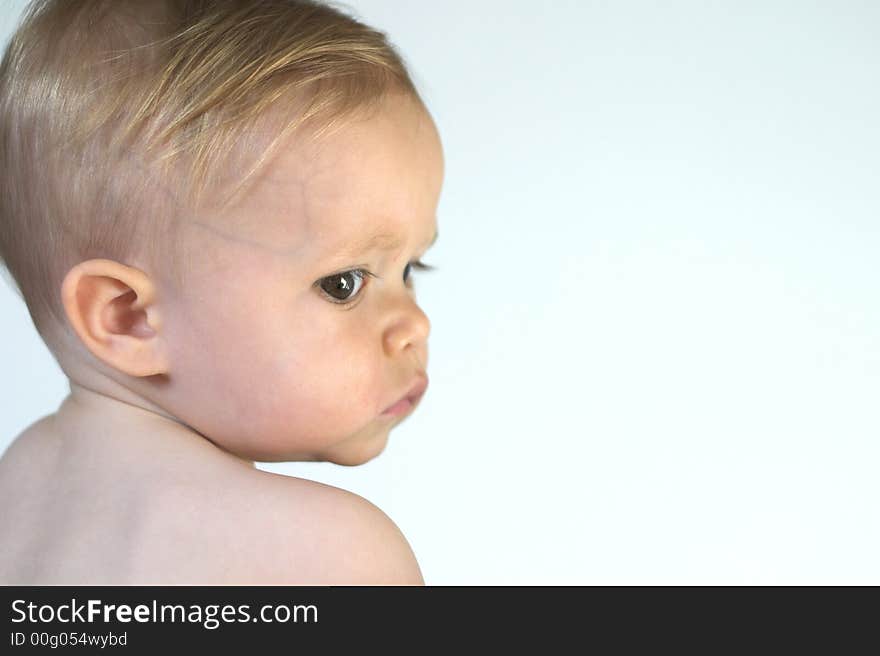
[10,598,317,630]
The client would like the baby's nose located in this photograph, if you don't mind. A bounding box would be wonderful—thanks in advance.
[382,298,430,355]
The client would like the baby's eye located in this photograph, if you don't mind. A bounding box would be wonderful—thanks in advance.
[317,269,371,304]
[404,259,435,285]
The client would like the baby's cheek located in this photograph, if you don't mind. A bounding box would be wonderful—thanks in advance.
[256,348,375,430]
[294,353,379,418]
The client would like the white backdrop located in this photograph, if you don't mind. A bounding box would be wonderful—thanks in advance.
[1,1,878,584]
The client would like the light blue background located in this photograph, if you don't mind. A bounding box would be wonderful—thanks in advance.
[1,1,878,584]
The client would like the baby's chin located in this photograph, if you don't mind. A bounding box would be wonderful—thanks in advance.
[320,431,392,467]
[221,426,392,466]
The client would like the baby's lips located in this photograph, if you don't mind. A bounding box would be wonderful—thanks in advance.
[405,374,429,405]
[383,373,429,415]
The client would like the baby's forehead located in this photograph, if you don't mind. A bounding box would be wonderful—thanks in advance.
[245,117,438,235]
[185,98,441,262]
[264,111,436,197]
[240,150,400,252]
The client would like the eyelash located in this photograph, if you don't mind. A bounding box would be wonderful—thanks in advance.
[317,260,436,306]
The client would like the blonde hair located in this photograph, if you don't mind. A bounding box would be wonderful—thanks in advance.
[0,0,424,354]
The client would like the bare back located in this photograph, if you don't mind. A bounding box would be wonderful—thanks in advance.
[0,414,422,585]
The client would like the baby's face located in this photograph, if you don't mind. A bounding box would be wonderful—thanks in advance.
[156,94,443,465]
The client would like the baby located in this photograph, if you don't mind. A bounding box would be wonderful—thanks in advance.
[0,0,442,584]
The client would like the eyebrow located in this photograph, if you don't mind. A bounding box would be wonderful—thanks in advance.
[331,227,438,259]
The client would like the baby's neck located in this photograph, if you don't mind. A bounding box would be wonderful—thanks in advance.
[52,382,256,471]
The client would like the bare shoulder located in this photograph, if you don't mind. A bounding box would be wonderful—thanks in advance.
[0,421,422,586]
[219,470,424,586]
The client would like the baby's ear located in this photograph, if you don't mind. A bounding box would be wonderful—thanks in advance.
[60,259,169,377]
